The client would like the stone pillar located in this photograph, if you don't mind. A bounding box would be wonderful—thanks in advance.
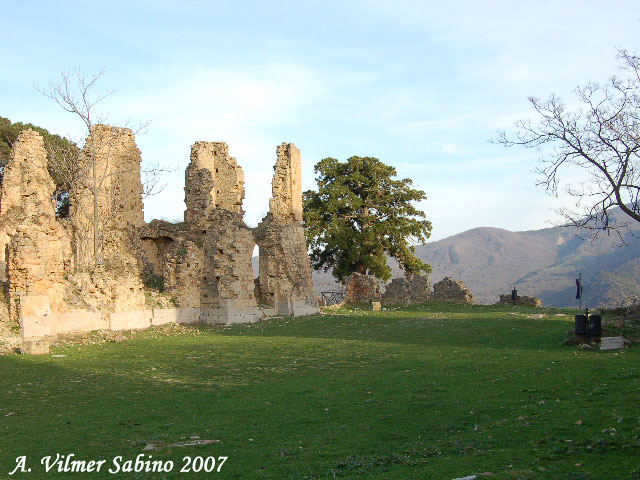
[0,129,58,260]
[0,130,72,321]
[269,143,303,222]
[70,125,144,267]
[255,143,318,315]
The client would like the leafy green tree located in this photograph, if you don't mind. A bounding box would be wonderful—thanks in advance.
[303,156,432,282]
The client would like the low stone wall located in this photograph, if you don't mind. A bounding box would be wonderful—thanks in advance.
[19,295,320,354]
[345,273,381,303]
[497,294,542,307]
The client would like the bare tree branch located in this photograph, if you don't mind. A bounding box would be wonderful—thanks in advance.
[495,49,640,241]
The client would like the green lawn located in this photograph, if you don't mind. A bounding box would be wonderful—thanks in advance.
[0,304,638,479]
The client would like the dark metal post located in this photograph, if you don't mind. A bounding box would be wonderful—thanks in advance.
[511,286,517,306]
[576,273,583,314]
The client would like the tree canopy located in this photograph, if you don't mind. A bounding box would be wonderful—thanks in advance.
[303,156,432,283]
[497,49,640,238]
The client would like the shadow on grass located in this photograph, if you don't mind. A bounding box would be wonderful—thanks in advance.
[0,305,637,479]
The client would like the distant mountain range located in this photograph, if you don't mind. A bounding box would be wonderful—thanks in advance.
[413,220,640,307]
[252,208,640,307]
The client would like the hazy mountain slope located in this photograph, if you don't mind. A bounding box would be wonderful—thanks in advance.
[415,214,640,306]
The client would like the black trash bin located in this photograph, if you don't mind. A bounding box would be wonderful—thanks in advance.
[589,314,602,336]
[575,314,587,335]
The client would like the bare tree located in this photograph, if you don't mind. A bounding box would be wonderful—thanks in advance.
[496,49,640,239]
[37,68,167,265]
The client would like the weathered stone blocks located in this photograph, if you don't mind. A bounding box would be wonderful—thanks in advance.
[2,129,320,354]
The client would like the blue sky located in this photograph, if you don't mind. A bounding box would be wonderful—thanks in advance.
[2,0,638,240]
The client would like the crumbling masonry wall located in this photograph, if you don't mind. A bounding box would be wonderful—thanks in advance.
[497,294,542,307]
[2,131,319,353]
[70,125,144,268]
[269,143,303,222]
[200,209,261,323]
[138,220,204,308]
[255,143,318,315]
[184,142,244,228]
[0,130,72,321]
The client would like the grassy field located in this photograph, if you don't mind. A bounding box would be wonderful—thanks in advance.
[0,304,638,479]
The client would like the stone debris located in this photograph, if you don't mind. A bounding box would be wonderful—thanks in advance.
[497,294,542,307]
[431,277,474,304]
[345,273,474,306]
[0,129,319,354]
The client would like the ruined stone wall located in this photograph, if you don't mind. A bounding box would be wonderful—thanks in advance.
[382,275,431,305]
[431,277,474,304]
[162,240,203,308]
[254,220,315,306]
[8,221,71,320]
[138,220,204,308]
[256,143,317,313]
[184,142,244,228]
[201,210,256,309]
[0,130,73,321]
[345,273,381,303]
[0,130,58,258]
[70,125,144,268]
[269,143,303,222]
[64,267,145,313]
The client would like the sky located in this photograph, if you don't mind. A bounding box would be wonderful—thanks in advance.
[1,0,638,241]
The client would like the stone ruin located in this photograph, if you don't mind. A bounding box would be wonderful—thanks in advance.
[382,275,431,305]
[0,127,319,354]
[344,272,382,303]
[497,294,542,307]
[343,272,473,306]
[431,277,474,304]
